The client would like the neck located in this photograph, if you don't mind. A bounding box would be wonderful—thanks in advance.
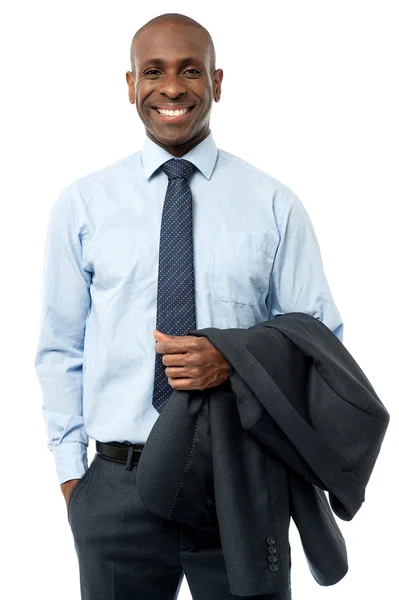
[146,129,210,157]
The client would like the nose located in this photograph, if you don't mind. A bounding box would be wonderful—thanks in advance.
[157,73,187,98]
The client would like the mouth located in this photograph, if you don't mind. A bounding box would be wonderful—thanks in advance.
[151,105,196,123]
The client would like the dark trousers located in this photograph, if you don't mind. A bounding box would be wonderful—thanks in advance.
[67,452,292,600]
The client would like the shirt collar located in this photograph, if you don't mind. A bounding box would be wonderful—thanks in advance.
[140,130,218,181]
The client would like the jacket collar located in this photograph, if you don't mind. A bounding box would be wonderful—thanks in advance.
[140,130,218,181]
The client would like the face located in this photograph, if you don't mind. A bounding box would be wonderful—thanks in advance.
[126,23,223,157]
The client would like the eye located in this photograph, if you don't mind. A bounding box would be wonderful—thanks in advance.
[144,68,201,76]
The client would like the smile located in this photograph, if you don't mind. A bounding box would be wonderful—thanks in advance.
[152,106,195,122]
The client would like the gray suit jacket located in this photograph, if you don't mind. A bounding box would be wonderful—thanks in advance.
[136,312,390,597]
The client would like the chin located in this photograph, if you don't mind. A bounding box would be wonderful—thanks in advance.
[153,129,194,145]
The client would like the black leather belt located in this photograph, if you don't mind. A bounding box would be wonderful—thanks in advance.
[95,440,144,470]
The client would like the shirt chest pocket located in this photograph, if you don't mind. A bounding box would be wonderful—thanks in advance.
[211,231,276,306]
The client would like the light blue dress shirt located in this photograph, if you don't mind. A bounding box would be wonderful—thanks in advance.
[34,130,344,485]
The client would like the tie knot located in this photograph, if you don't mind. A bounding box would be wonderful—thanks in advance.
[161,158,196,181]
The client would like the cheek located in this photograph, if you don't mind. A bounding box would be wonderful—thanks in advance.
[135,82,152,105]
[195,86,212,109]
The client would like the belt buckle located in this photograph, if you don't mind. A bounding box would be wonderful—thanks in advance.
[126,443,141,471]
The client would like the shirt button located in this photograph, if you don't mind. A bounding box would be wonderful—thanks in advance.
[269,564,279,572]
[268,555,277,563]
[268,546,277,554]
[266,537,275,545]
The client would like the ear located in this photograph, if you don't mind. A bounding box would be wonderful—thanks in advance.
[213,68,223,103]
[126,71,135,105]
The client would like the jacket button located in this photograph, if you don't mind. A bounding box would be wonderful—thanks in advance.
[266,537,275,545]
[269,564,279,572]
[268,546,277,554]
[268,555,277,563]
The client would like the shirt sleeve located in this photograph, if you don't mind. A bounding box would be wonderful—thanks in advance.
[34,185,91,484]
[266,187,344,342]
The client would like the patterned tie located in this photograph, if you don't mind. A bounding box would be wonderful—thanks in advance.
[152,158,197,413]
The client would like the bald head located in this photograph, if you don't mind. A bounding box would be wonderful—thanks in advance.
[130,13,216,77]
[125,12,223,156]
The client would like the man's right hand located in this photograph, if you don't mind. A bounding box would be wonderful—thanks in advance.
[61,479,81,507]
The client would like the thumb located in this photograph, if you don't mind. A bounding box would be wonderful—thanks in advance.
[153,330,172,340]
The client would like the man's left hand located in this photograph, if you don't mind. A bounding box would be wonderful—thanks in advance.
[153,330,230,391]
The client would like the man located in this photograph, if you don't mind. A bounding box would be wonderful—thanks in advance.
[34,12,343,600]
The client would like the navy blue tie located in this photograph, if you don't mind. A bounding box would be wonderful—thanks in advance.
[152,158,197,413]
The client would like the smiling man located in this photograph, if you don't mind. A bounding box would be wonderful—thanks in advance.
[34,11,344,600]
[127,14,220,156]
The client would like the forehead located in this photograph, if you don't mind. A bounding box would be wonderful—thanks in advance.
[134,23,209,65]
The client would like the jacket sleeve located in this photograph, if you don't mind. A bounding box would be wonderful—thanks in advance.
[34,185,91,485]
[230,313,390,521]
[266,187,344,342]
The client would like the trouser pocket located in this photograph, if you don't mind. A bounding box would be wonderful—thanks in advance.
[67,454,99,524]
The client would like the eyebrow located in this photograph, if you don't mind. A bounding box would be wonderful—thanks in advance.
[142,57,204,68]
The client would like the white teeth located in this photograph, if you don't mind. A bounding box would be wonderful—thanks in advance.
[157,108,190,116]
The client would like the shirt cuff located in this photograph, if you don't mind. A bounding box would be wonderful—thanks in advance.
[51,441,88,485]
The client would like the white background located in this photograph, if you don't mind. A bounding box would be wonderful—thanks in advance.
[1,1,398,598]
